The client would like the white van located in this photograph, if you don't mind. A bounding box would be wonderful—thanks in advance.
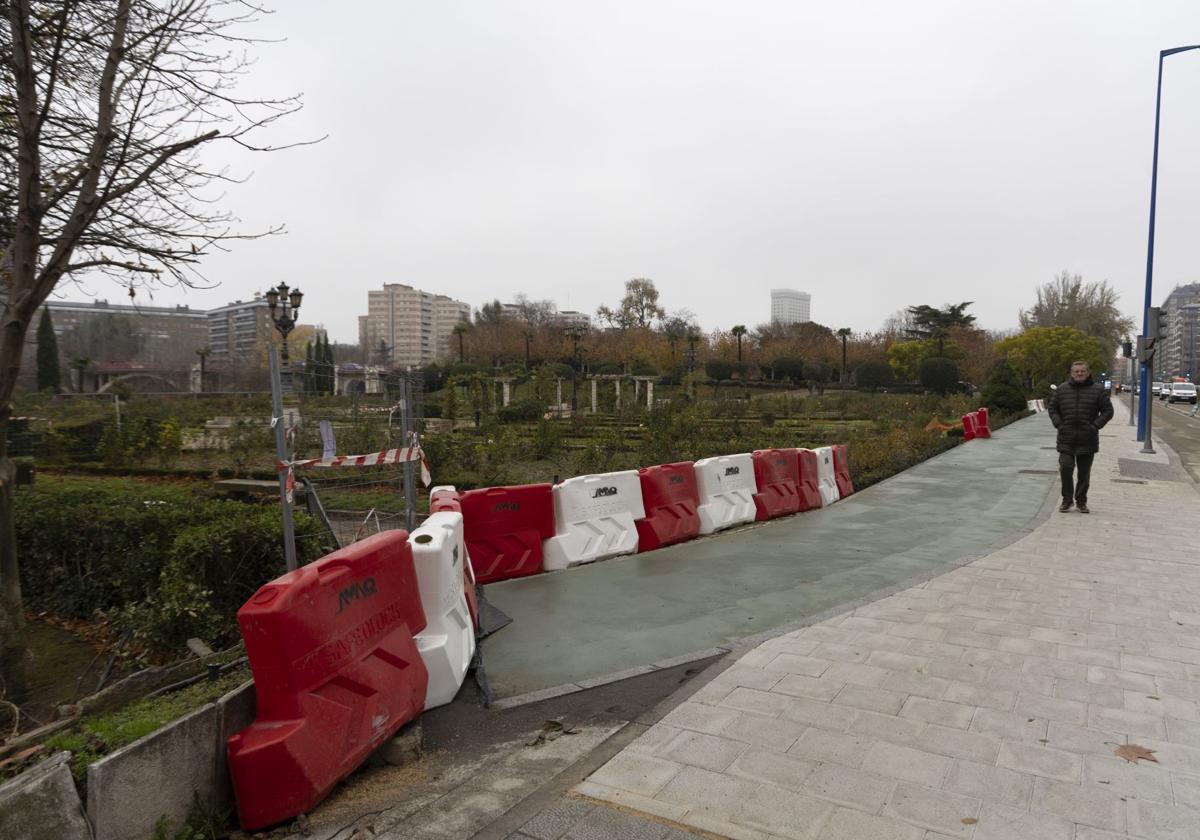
[1152,381,1165,396]
[1168,382,1198,404]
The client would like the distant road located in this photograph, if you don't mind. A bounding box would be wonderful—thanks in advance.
[1123,394,1200,483]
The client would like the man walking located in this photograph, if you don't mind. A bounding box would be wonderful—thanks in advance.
[1048,360,1114,513]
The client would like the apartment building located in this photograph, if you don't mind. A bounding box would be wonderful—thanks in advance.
[1159,283,1200,380]
[206,297,275,360]
[363,284,471,367]
[770,288,812,325]
[28,298,208,368]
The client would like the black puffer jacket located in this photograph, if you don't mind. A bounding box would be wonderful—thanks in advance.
[1048,376,1114,455]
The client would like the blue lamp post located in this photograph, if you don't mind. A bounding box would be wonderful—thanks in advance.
[1139,45,1200,441]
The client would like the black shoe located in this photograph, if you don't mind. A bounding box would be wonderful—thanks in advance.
[1077,502,1089,514]
[1059,500,1072,512]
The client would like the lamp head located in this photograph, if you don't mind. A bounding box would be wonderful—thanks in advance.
[264,286,279,311]
[289,287,303,312]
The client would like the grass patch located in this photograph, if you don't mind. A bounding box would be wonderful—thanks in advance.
[40,666,249,782]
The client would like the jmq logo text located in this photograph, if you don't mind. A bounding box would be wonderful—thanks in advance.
[591,486,619,498]
[337,577,378,614]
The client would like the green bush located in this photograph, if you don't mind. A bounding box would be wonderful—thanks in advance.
[15,476,328,659]
[854,361,894,392]
[497,398,544,423]
[981,361,1027,414]
[704,360,734,380]
[918,357,960,395]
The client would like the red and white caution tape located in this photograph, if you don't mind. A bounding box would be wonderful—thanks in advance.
[278,441,431,504]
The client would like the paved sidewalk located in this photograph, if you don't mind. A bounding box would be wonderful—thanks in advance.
[508,422,1200,839]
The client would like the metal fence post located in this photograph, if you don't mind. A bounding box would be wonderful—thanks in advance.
[401,376,416,531]
[270,344,298,571]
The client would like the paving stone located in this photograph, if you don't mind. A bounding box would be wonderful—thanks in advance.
[917,724,1001,763]
[771,653,837,676]
[1013,692,1088,725]
[1052,679,1124,707]
[720,686,794,717]
[772,673,845,702]
[815,807,923,840]
[882,671,951,700]
[832,683,906,715]
[866,650,931,673]
[883,782,981,838]
[574,782,690,824]
[588,752,684,796]
[656,766,759,823]
[721,710,807,752]
[660,702,741,736]
[941,681,1014,712]
[732,786,836,840]
[519,797,596,840]
[789,726,872,768]
[628,723,684,756]
[820,662,890,687]
[1170,771,1200,810]
[779,696,860,731]
[1082,753,1173,803]
[1088,665,1158,692]
[1088,705,1167,739]
[659,729,749,772]
[927,660,989,685]
[941,759,1033,809]
[898,696,975,729]
[1043,721,1126,758]
[1126,799,1200,840]
[714,664,788,691]
[812,642,872,664]
[1073,828,1132,840]
[847,709,926,744]
[969,802,1074,840]
[726,747,819,792]
[1023,656,1088,681]
[802,763,895,812]
[969,709,1048,742]
[678,813,771,840]
[1030,777,1126,832]
[996,740,1081,782]
[1120,654,1188,679]
[863,741,954,787]
[1129,693,1200,722]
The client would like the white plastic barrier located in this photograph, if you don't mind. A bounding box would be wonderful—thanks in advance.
[542,470,645,570]
[1026,399,1048,413]
[410,511,476,709]
[814,446,840,506]
[693,453,757,535]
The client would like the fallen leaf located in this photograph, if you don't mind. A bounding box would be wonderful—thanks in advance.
[1114,743,1158,764]
[962,818,978,825]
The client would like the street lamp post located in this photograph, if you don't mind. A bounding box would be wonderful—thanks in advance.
[1138,45,1200,442]
[836,328,851,385]
[265,283,304,395]
[565,326,585,412]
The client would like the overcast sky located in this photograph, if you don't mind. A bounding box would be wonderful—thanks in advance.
[60,1,1200,343]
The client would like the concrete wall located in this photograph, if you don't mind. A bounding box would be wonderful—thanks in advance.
[87,704,221,840]
[0,752,91,840]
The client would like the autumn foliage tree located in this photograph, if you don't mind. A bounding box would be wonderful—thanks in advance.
[0,0,307,701]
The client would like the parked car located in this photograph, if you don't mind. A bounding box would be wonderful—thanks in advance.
[1168,382,1198,404]
[1160,383,1173,400]
[1152,381,1164,396]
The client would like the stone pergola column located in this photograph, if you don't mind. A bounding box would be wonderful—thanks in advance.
[556,378,563,410]
[591,378,598,414]
[614,379,621,411]
[646,379,654,407]
[501,379,511,407]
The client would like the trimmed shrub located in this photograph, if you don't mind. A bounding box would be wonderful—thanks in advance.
[918,357,960,395]
[854,361,894,392]
[704,360,734,380]
[497,398,544,423]
[981,361,1027,414]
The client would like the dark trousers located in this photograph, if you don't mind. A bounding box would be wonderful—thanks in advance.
[1059,452,1095,504]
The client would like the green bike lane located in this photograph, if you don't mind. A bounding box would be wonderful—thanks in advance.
[480,413,1061,701]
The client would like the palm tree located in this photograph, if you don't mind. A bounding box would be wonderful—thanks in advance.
[452,322,469,363]
[731,325,747,363]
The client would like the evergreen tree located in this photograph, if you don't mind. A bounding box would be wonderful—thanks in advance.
[981,361,1027,414]
[304,341,315,394]
[35,309,61,392]
[323,335,336,394]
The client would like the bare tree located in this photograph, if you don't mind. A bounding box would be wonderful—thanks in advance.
[596,277,665,330]
[1019,271,1134,358]
[0,0,309,702]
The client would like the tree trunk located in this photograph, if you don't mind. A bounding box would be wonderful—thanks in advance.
[0,315,32,703]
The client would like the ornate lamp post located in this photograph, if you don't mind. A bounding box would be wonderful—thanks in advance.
[265,282,303,394]
[836,328,851,384]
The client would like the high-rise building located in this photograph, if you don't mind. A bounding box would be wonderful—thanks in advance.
[363,283,471,367]
[1160,283,1200,380]
[24,298,208,369]
[206,297,274,360]
[770,289,812,325]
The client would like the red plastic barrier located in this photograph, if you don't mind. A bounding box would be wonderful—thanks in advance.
[752,448,802,521]
[636,462,701,550]
[832,444,854,498]
[429,487,462,513]
[228,531,428,830]
[459,484,555,584]
[795,449,823,511]
[961,413,977,441]
[974,407,992,438]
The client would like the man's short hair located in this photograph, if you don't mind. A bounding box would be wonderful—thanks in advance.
[1070,360,1089,370]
